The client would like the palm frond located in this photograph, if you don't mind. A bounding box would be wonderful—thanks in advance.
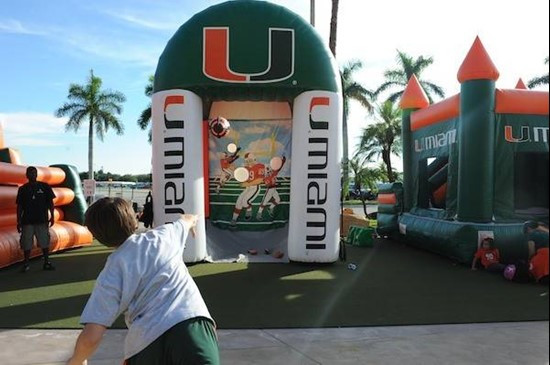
[374,80,403,97]
[387,90,405,103]
[138,105,152,130]
[528,75,549,89]
[421,81,445,99]
[145,75,154,97]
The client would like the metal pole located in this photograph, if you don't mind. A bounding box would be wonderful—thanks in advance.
[310,0,315,26]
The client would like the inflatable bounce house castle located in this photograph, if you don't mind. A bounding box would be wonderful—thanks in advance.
[377,37,549,263]
[151,1,342,263]
[0,123,92,268]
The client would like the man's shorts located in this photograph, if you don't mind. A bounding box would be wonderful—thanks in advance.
[127,317,219,365]
[20,224,50,250]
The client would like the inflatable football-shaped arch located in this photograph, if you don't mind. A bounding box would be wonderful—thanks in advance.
[151,1,342,263]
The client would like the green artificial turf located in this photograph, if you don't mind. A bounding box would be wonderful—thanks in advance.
[0,239,548,329]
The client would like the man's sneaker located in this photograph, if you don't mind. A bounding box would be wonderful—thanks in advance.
[43,261,55,271]
[20,264,30,273]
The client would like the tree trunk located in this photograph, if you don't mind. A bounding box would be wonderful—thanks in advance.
[383,149,394,182]
[329,0,339,56]
[310,0,315,26]
[88,115,94,180]
[342,99,349,200]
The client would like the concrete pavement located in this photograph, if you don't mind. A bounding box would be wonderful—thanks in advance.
[1,321,548,364]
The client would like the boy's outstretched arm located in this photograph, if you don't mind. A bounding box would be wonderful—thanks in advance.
[67,323,107,365]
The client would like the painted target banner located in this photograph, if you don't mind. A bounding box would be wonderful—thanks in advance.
[208,119,292,231]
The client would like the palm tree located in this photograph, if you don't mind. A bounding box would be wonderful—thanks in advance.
[329,0,339,56]
[356,101,402,182]
[55,70,126,180]
[528,57,549,89]
[375,50,445,103]
[341,60,375,199]
[137,75,154,142]
[349,157,384,192]
[349,157,385,216]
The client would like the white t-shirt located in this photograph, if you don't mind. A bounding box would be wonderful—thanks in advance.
[80,219,213,359]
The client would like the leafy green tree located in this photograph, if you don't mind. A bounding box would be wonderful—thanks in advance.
[375,50,445,103]
[356,101,402,182]
[341,60,375,199]
[56,70,126,180]
[528,57,549,89]
[137,75,154,142]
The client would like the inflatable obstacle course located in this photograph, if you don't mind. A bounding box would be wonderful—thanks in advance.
[0,126,92,268]
[381,37,549,264]
[152,1,342,263]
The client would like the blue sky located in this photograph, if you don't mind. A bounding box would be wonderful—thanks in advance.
[1,0,548,174]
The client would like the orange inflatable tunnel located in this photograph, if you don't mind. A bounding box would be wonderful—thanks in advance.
[0,122,93,268]
[0,221,93,268]
[0,162,66,185]
[0,186,75,209]
[0,207,64,228]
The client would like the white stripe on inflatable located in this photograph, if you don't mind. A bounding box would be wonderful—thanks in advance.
[151,90,207,262]
[288,91,342,263]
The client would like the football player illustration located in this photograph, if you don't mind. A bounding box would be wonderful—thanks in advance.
[214,146,241,193]
[230,152,265,226]
[256,156,286,220]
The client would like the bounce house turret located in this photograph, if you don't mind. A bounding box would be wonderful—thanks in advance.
[515,78,528,90]
[456,36,500,223]
[385,36,549,264]
[400,74,430,213]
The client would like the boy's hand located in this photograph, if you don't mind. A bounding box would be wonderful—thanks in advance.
[181,214,199,237]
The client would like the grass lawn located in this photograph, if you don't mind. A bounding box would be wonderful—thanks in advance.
[0,239,547,329]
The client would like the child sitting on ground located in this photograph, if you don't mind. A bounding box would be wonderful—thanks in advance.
[471,237,505,273]
[524,221,549,285]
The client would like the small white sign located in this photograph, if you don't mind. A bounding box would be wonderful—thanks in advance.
[83,179,96,198]
[399,223,407,235]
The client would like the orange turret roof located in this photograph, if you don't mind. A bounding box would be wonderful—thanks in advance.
[515,78,527,89]
[457,36,500,83]
[399,75,430,109]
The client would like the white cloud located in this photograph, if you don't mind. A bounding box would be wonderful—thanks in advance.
[103,10,181,31]
[0,112,80,147]
[61,32,162,68]
[0,18,162,68]
[0,19,46,35]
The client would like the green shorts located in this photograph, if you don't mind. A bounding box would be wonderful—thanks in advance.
[20,224,50,251]
[128,317,220,365]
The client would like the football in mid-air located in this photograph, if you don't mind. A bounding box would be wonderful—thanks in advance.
[209,116,230,138]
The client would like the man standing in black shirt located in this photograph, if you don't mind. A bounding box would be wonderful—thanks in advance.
[16,166,56,272]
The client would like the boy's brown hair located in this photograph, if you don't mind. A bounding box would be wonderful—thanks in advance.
[85,197,137,247]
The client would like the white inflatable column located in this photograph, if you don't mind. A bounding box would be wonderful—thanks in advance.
[288,91,342,262]
[152,90,207,262]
